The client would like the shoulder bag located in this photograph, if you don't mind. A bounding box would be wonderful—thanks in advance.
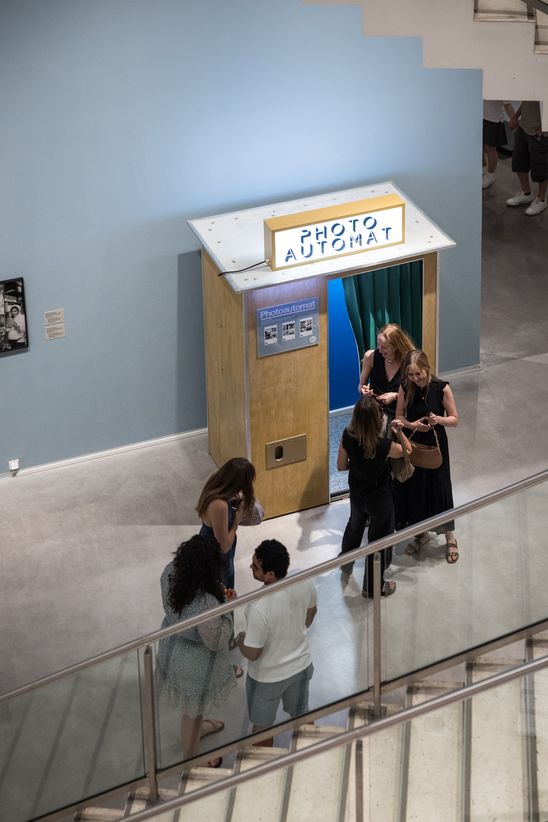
[390,427,415,482]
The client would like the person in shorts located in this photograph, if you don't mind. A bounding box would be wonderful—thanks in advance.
[482,100,516,189]
[507,101,548,216]
[238,540,317,744]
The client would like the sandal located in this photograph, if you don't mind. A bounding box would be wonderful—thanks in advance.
[381,580,397,597]
[233,665,244,678]
[446,541,459,564]
[405,532,432,555]
[200,718,224,740]
[361,580,397,598]
[206,757,223,768]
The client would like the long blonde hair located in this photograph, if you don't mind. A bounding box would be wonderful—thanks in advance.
[401,349,434,409]
[378,323,416,363]
[347,396,382,459]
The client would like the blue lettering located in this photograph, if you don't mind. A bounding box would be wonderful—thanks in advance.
[349,218,360,232]
[315,225,327,241]
[331,222,345,237]
[332,237,345,252]
[300,228,312,244]
[317,240,328,254]
[363,216,378,230]
[300,243,313,259]
[366,230,378,245]
[383,227,392,241]
[285,248,297,263]
[349,234,363,248]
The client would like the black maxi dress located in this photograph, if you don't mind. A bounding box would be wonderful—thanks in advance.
[368,349,402,422]
[397,378,455,533]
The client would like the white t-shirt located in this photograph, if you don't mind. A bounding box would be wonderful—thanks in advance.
[483,100,510,123]
[244,578,316,683]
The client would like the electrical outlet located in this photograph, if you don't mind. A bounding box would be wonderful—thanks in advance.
[8,458,20,473]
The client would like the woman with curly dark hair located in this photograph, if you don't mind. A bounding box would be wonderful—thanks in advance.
[156,534,236,765]
[196,457,256,589]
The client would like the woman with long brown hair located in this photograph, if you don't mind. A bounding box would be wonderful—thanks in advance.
[395,350,459,563]
[337,395,411,597]
[196,457,256,589]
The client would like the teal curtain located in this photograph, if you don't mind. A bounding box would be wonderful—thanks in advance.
[341,262,423,361]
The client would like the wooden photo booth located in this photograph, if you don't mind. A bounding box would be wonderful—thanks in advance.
[189,182,455,519]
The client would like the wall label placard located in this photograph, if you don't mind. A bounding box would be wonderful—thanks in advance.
[264,193,405,271]
[44,308,65,341]
[257,298,319,358]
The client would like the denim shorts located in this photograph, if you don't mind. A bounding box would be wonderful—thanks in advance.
[246,663,313,728]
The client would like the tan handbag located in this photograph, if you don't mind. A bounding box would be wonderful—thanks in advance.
[408,426,442,469]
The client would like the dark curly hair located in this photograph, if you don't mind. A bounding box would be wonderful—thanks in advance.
[168,534,225,615]
[255,539,290,580]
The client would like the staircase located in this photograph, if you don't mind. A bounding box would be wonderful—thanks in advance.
[306,0,548,127]
[75,632,548,822]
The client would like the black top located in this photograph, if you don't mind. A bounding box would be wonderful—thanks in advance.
[369,349,403,417]
[342,428,391,495]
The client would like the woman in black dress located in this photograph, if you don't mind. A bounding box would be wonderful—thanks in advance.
[395,350,459,563]
[338,396,412,597]
[359,323,416,425]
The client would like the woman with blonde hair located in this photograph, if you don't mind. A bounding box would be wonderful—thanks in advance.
[395,350,459,563]
[337,395,412,597]
[196,457,256,589]
[359,323,416,424]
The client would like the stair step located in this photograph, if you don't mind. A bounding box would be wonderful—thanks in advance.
[230,746,288,822]
[177,766,232,820]
[74,809,124,821]
[285,725,347,821]
[474,0,533,20]
[532,646,548,813]
[470,665,526,817]
[362,714,403,821]
[125,787,178,816]
[471,657,524,680]
[408,680,464,704]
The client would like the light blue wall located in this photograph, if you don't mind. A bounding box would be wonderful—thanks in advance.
[0,0,482,470]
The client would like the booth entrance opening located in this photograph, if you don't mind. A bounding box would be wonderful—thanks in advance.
[327,261,425,497]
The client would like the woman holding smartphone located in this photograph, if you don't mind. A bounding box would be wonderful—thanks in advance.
[395,350,459,563]
[359,323,416,425]
[196,457,256,589]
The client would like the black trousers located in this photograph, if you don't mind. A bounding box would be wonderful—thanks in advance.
[340,489,394,596]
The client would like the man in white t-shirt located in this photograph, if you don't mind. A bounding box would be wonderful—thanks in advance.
[238,540,317,744]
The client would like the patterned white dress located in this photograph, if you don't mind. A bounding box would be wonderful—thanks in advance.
[156,562,236,717]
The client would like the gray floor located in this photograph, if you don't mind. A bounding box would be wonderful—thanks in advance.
[1,155,547,701]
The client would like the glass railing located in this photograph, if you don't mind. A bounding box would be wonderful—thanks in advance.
[90,652,548,822]
[0,467,547,820]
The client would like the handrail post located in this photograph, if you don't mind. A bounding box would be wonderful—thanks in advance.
[373,551,382,717]
[143,646,159,803]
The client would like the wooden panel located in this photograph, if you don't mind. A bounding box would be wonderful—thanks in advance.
[202,252,247,465]
[246,279,329,519]
[421,252,438,372]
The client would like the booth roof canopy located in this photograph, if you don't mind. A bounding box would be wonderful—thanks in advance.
[188,181,455,293]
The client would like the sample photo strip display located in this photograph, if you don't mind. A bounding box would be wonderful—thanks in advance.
[0,278,28,353]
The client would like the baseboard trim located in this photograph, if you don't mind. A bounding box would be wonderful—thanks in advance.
[330,405,354,417]
[440,363,481,379]
[1,428,208,480]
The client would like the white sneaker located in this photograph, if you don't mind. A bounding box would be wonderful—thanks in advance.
[482,172,495,189]
[506,191,535,206]
[525,197,547,216]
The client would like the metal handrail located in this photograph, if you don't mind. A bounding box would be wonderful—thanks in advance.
[522,0,548,14]
[97,652,548,821]
[2,465,547,704]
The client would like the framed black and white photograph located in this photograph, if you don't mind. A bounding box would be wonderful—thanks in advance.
[0,277,29,354]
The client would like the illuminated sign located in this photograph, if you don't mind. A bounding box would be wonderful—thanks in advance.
[264,194,405,271]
